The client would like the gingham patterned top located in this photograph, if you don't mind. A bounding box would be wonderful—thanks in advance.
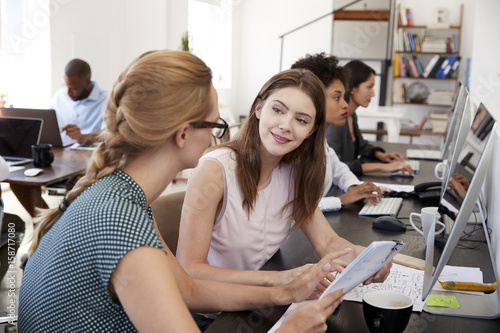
[18,170,164,332]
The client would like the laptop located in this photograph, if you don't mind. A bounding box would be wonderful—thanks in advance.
[0,117,43,166]
[0,107,73,147]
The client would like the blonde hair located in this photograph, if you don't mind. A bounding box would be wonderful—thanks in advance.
[29,50,213,254]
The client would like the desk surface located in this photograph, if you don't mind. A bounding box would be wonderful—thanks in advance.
[206,142,500,333]
[6,148,90,186]
[356,106,407,118]
[4,148,92,216]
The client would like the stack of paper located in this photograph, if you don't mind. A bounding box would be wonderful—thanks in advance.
[427,91,455,106]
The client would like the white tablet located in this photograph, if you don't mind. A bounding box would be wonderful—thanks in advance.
[320,241,406,298]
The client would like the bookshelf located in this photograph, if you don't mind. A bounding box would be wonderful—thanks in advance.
[391,4,463,110]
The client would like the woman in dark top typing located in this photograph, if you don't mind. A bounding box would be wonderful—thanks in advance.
[326,60,414,176]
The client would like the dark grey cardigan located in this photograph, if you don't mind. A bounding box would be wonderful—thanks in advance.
[326,113,384,175]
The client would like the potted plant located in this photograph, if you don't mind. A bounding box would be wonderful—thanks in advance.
[181,31,191,52]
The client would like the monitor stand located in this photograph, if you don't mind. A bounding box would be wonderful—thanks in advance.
[424,203,500,319]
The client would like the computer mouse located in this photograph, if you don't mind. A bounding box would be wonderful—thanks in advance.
[24,168,44,177]
[372,216,407,232]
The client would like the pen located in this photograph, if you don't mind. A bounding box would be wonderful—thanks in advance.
[438,280,497,293]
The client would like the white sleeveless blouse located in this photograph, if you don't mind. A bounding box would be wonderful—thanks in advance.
[194,148,295,271]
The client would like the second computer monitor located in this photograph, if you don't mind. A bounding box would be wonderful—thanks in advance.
[422,102,499,318]
[434,87,471,199]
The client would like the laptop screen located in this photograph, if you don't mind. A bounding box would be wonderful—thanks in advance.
[0,117,43,158]
[0,107,71,147]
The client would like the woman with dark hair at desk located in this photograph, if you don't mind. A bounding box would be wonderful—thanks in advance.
[18,51,346,333]
[291,53,382,209]
[326,60,414,176]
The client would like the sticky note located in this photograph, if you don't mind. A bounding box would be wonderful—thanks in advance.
[426,295,460,308]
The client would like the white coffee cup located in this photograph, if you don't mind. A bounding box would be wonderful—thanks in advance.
[410,207,445,243]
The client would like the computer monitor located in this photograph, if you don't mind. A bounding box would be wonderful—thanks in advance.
[422,103,499,318]
[434,87,471,199]
[406,83,464,161]
[441,83,466,161]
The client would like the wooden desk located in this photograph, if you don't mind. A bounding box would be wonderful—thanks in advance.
[206,142,500,332]
[360,128,446,144]
[5,148,91,216]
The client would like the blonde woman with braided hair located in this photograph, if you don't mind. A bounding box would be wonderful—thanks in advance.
[19,51,347,333]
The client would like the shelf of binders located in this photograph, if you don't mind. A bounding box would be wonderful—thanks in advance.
[394,53,461,80]
[396,51,459,55]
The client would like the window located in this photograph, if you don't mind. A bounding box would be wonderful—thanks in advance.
[188,0,232,89]
[0,0,51,108]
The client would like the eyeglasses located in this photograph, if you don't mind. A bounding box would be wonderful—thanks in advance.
[189,117,229,139]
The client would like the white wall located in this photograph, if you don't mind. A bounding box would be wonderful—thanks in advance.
[0,0,51,108]
[469,0,500,110]
[230,0,333,116]
[49,0,184,99]
[231,0,479,121]
[475,0,500,286]
[44,0,490,124]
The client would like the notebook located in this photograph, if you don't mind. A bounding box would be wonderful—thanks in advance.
[0,107,72,147]
[0,117,43,166]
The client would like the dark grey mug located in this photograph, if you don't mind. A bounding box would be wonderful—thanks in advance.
[363,290,413,333]
[31,143,54,168]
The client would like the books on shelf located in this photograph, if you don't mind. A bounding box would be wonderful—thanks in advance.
[429,111,449,133]
[393,4,462,115]
[447,56,460,78]
[427,90,455,106]
[419,54,460,78]
[421,36,447,53]
[394,53,400,77]
[422,54,440,77]
[413,56,424,76]
[392,81,456,106]
[399,6,408,26]
[397,30,422,52]
[440,55,460,78]
[421,32,458,53]
[392,81,408,104]
[396,54,455,79]
[401,116,427,130]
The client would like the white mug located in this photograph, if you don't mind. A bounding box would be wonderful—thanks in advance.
[410,207,445,243]
[434,160,448,180]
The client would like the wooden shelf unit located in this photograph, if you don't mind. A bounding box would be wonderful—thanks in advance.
[333,10,390,21]
[391,4,463,108]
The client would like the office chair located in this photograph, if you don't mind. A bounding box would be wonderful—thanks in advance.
[151,191,186,256]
